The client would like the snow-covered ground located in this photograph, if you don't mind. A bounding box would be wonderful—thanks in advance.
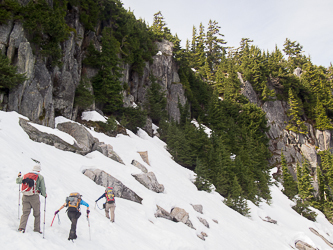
[1,110,333,249]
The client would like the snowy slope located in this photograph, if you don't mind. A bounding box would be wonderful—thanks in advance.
[1,110,333,250]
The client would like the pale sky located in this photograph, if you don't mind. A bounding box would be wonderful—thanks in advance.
[121,0,333,67]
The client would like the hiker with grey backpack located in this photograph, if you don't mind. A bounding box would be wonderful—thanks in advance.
[54,192,89,241]
[95,187,116,222]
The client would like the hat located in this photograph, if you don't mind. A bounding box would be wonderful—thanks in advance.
[32,164,41,172]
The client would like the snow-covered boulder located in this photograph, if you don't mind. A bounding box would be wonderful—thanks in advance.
[170,207,195,229]
[132,172,164,193]
[131,160,148,173]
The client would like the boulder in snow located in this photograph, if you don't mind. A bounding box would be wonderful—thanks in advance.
[132,172,164,193]
[131,160,148,173]
[138,151,150,165]
[19,118,81,153]
[295,240,316,250]
[154,205,172,220]
[191,204,203,214]
[198,217,209,228]
[96,142,124,164]
[57,122,97,154]
[170,207,195,229]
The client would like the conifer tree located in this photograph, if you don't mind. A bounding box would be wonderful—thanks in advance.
[314,97,333,131]
[297,159,315,203]
[195,23,206,73]
[285,88,307,134]
[151,11,166,40]
[281,152,298,199]
[205,19,226,76]
[224,176,250,216]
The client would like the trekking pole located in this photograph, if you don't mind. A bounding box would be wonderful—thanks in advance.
[43,197,46,239]
[50,214,56,227]
[87,214,91,241]
[18,172,21,220]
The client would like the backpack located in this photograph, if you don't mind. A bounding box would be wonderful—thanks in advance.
[105,187,115,204]
[66,193,82,211]
[21,172,38,195]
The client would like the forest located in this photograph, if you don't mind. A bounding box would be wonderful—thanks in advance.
[1,0,333,220]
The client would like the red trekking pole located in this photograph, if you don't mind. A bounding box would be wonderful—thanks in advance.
[50,214,56,227]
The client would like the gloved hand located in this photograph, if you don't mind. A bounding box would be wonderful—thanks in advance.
[87,210,90,215]
[18,172,21,177]
[55,210,59,215]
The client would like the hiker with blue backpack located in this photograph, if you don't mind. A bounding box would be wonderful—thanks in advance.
[16,164,47,234]
[95,187,116,222]
[55,192,89,241]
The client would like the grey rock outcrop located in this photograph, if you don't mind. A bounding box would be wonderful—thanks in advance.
[19,118,81,152]
[154,205,172,220]
[57,122,97,154]
[83,168,143,204]
[155,205,195,229]
[191,204,203,214]
[131,160,148,173]
[198,217,209,228]
[295,240,316,250]
[170,207,195,229]
[96,142,124,164]
[238,73,333,191]
[132,172,164,193]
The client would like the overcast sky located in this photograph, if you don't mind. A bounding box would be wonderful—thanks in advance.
[121,0,333,68]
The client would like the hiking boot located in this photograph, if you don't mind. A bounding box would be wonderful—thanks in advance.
[34,230,42,234]
[18,228,25,233]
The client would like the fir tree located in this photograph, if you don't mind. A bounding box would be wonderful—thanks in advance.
[314,97,333,131]
[285,88,307,134]
[281,152,298,199]
[297,159,315,203]
[224,176,250,216]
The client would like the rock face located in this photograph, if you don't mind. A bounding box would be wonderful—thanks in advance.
[83,168,142,204]
[132,172,164,193]
[1,7,187,129]
[238,73,333,191]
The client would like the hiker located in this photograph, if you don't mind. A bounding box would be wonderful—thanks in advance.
[16,164,47,233]
[95,187,116,222]
[54,193,89,240]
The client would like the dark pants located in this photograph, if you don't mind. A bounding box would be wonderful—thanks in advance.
[67,210,81,239]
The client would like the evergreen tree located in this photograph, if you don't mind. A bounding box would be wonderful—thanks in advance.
[314,97,333,131]
[91,28,123,113]
[0,54,26,91]
[145,76,167,125]
[285,88,307,134]
[150,11,166,40]
[281,152,298,199]
[224,176,250,216]
[297,159,315,203]
[205,19,226,76]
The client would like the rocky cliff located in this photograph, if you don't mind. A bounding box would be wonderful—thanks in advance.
[239,72,332,191]
[0,5,186,131]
